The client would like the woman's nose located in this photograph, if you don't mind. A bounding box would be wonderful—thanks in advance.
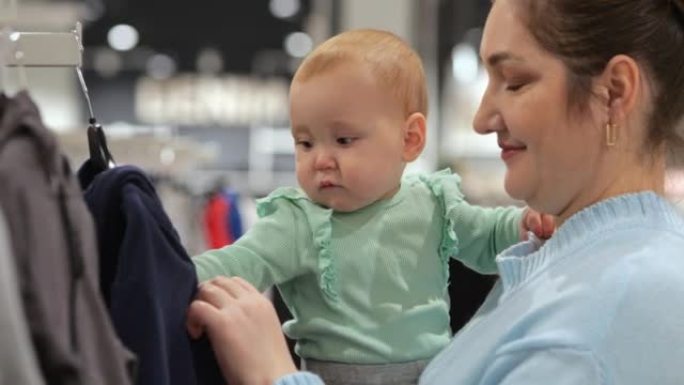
[472,89,501,135]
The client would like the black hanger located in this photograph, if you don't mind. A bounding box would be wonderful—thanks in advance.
[77,67,115,172]
[87,117,115,172]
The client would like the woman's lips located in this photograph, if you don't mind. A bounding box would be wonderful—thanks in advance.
[499,144,526,161]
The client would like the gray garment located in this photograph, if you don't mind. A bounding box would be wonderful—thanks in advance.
[302,359,429,385]
[0,91,134,385]
[0,208,45,385]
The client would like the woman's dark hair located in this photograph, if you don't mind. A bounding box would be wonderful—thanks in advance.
[515,0,684,153]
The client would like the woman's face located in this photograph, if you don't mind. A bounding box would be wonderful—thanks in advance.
[474,0,608,219]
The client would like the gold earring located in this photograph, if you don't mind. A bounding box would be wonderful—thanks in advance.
[606,123,618,147]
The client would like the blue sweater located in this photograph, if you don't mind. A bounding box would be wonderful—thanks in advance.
[278,191,684,385]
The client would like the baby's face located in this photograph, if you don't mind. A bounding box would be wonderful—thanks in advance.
[289,62,408,212]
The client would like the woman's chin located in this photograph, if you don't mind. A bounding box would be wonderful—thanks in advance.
[503,179,528,203]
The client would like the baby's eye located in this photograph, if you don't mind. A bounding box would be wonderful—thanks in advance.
[336,137,356,145]
[296,140,313,149]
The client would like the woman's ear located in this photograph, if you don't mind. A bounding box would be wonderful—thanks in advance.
[402,112,427,162]
[600,54,641,124]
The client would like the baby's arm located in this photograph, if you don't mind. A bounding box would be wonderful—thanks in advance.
[449,203,523,274]
[192,201,305,292]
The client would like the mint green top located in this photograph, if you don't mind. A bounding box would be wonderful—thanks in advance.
[193,169,522,364]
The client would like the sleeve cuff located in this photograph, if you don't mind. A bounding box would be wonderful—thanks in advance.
[274,371,325,385]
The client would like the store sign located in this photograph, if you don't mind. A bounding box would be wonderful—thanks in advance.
[135,75,290,126]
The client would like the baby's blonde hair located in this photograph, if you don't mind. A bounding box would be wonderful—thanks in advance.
[292,29,428,117]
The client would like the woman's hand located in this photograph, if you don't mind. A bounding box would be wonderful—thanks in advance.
[187,276,297,385]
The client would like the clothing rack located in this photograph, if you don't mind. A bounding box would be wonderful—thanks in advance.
[0,25,82,67]
[1,0,82,68]
[1,9,107,169]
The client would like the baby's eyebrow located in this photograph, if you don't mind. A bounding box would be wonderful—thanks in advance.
[291,125,310,135]
[329,120,359,131]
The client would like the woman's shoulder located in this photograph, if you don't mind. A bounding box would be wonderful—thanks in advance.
[619,228,684,283]
[568,225,684,317]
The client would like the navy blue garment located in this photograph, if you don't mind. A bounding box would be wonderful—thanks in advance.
[80,164,224,385]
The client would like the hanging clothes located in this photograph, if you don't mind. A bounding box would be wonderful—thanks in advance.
[80,164,224,385]
[203,192,234,248]
[0,207,45,385]
[0,91,134,385]
[223,188,244,241]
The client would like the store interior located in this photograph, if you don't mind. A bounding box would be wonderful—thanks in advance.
[4,0,683,302]
[2,0,684,380]
[0,0,522,250]
[4,0,679,242]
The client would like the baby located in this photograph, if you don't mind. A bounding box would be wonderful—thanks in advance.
[192,29,552,385]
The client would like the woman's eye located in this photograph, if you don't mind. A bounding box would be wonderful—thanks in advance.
[506,83,525,92]
[503,74,533,92]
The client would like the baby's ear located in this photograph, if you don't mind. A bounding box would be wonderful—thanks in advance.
[402,112,427,162]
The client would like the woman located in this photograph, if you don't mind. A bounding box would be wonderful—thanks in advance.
[187,0,684,384]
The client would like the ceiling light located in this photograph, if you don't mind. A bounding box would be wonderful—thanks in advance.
[108,24,139,51]
[269,0,300,19]
[93,48,122,78]
[451,43,479,84]
[284,32,312,58]
[196,47,224,74]
[146,54,177,80]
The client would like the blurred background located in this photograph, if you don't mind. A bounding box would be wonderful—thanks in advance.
[3,0,683,261]
[2,0,529,253]
[4,0,684,222]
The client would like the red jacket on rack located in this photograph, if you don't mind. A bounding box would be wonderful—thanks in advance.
[203,193,234,248]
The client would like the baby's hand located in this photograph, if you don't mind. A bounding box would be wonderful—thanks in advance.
[520,208,555,240]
